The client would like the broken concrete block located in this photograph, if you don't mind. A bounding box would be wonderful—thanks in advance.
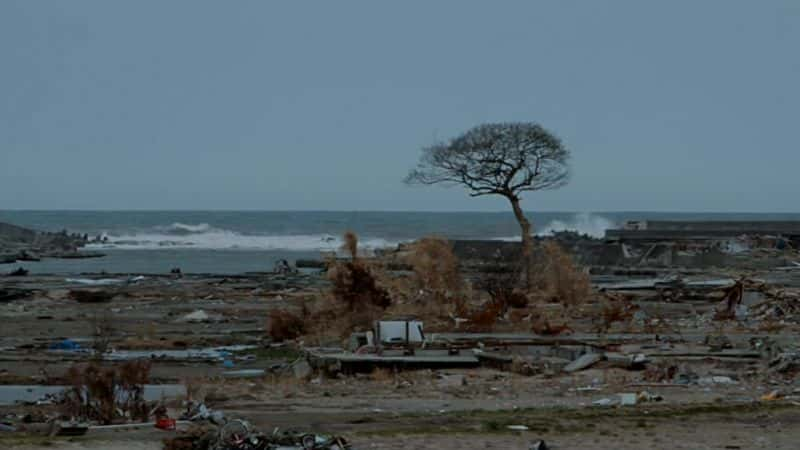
[619,393,637,406]
[530,440,548,450]
[292,359,313,380]
[436,374,466,388]
[606,352,648,369]
[698,376,736,385]
[563,353,602,373]
[637,391,663,403]
[180,310,210,323]
[770,352,800,373]
[604,352,631,367]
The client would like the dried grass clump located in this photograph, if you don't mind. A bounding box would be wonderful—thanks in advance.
[370,367,393,383]
[328,232,391,310]
[268,309,306,342]
[597,297,639,333]
[476,262,528,312]
[462,300,505,332]
[406,237,465,303]
[118,360,152,421]
[642,361,678,383]
[461,257,529,333]
[530,317,573,335]
[183,377,206,403]
[343,230,359,260]
[63,360,151,424]
[533,241,592,306]
[296,288,387,346]
[90,311,115,358]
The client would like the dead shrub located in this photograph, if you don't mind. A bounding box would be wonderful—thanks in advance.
[530,317,573,335]
[370,368,393,383]
[475,259,527,313]
[532,241,592,306]
[298,293,385,346]
[342,303,384,333]
[90,311,115,358]
[597,298,638,333]
[63,361,151,424]
[164,424,217,450]
[343,230,359,260]
[642,361,678,383]
[758,319,786,333]
[462,300,505,332]
[329,261,391,310]
[83,364,117,424]
[268,310,306,342]
[455,256,529,332]
[328,232,391,311]
[183,377,205,403]
[406,237,465,304]
[118,360,151,421]
[510,356,539,376]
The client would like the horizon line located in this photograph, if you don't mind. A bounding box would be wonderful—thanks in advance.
[3,208,800,215]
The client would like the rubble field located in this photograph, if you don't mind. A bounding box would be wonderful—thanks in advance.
[3,231,800,449]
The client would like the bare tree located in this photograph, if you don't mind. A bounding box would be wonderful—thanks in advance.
[405,122,570,289]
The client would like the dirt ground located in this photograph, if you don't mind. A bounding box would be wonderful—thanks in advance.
[4,403,800,449]
[2,271,800,449]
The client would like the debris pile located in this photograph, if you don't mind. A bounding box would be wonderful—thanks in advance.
[62,360,152,424]
[164,418,351,450]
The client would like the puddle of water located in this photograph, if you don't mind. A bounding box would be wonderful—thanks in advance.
[44,345,258,361]
[0,384,186,405]
[104,345,256,361]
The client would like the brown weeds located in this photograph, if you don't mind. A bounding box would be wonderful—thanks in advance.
[476,261,527,312]
[530,317,573,335]
[268,309,306,342]
[62,361,152,424]
[328,232,391,310]
[406,237,464,303]
[118,360,151,421]
[343,230,359,260]
[370,367,393,383]
[462,300,505,332]
[532,241,592,306]
[90,311,115,358]
[598,298,638,333]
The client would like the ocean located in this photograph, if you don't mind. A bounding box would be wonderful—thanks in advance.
[2,210,800,275]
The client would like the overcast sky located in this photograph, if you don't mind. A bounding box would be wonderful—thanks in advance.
[1,1,798,212]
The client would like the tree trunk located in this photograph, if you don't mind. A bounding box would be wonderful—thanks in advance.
[508,196,534,291]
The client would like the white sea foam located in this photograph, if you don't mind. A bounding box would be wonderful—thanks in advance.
[490,236,523,242]
[162,222,213,233]
[86,226,398,251]
[537,213,615,238]
[83,215,614,252]
[489,213,616,240]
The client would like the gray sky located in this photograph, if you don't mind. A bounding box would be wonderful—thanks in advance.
[1,1,798,212]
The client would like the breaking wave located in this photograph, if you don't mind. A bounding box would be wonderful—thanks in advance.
[82,214,615,251]
[160,222,213,234]
[491,213,616,240]
[86,224,398,251]
[537,213,616,238]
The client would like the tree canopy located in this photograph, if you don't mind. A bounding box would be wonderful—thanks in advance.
[405,122,572,291]
[404,122,570,199]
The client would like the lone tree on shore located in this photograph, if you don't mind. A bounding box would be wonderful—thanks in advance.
[405,122,571,290]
